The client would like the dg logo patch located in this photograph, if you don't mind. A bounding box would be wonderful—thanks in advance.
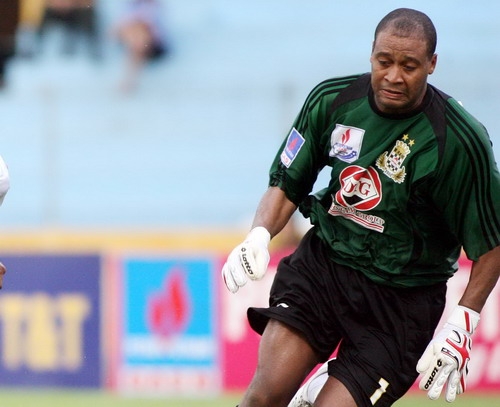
[335,165,382,211]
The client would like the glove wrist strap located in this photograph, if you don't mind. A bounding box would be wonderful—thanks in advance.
[447,305,480,334]
[246,226,271,246]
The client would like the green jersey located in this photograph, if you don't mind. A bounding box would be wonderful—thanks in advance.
[269,73,500,287]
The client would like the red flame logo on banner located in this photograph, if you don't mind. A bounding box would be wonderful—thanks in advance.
[147,267,191,337]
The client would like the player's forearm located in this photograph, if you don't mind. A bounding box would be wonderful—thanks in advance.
[251,186,297,238]
[458,245,500,313]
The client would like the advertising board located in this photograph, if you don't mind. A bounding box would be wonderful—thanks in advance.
[0,254,101,387]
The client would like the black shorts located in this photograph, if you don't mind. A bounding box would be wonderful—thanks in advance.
[248,228,447,407]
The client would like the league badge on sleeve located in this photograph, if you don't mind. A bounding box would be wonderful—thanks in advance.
[281,128,305,168]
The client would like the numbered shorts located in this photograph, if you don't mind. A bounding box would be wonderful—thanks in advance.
[248,228,447,407]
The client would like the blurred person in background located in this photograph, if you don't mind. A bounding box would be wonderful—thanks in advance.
[0,0,20,89]
[37,0,101,59]
[112,0,170,93]
[17,0,45,58]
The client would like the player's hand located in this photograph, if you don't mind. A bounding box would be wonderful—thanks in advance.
[0,262,6,289]
[416,306,480,402]
[221,227,271,293]
[0,155,9,206]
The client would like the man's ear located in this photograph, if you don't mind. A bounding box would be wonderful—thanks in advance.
[428,53,438,75]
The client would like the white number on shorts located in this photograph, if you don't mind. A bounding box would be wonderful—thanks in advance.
[370,378,389,405]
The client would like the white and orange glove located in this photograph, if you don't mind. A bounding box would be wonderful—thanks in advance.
[221,227,271,293]
[416,305,480,402]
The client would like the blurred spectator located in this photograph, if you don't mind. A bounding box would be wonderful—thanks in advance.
[17,0,45,58]
[38,0,101,59]
[112,0,170,93]
[0,0,20,89]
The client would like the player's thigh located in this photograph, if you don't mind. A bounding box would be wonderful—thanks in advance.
[251,319,320,397]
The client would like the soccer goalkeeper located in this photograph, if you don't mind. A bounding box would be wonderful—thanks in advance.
[221,8,500,407]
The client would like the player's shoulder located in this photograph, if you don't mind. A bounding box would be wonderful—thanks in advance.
[304,73,368,107]
[430,84,486,134]
[429,85,492,165]
[446,98,486,134]
[311,73,367,95]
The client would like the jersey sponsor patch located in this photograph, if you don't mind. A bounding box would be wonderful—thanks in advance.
[329,165,385,232]
[376,134,413,183]
[281,128,305,168]
[329,124,365,163]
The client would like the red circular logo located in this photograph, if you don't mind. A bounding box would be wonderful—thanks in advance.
[335,166,382,211]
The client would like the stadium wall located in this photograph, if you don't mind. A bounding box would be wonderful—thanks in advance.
[0,232,498,396]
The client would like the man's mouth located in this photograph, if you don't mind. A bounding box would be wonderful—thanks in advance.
[381,88,404,98]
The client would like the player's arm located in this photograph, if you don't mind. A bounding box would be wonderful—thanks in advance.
[222,187,297,293]
[458,245,500,313]
[417,245,500,402]
[251,186,298,238]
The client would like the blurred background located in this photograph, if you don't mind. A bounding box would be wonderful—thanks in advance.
[0,0,499,403]
[0,0,499,230]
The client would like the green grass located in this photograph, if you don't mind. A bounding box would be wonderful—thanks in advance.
[0,390,241,407]
[0,390,497,407]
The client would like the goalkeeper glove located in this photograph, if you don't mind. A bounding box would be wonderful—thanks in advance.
[221,227,271,293]
[416,305,480,402]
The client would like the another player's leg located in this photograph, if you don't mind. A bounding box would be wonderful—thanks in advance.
[239,319,320,407]
[314,375,357,407]
[288,358,357,407]
[288,360,330,407]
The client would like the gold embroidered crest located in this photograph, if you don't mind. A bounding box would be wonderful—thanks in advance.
[376,138,412,183]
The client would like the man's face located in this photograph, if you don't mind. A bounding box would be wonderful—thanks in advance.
[370,29,437,115]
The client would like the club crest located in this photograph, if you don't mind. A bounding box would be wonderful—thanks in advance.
[376,135,413,183]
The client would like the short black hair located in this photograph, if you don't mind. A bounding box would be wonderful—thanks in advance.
[374,8,437,58]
